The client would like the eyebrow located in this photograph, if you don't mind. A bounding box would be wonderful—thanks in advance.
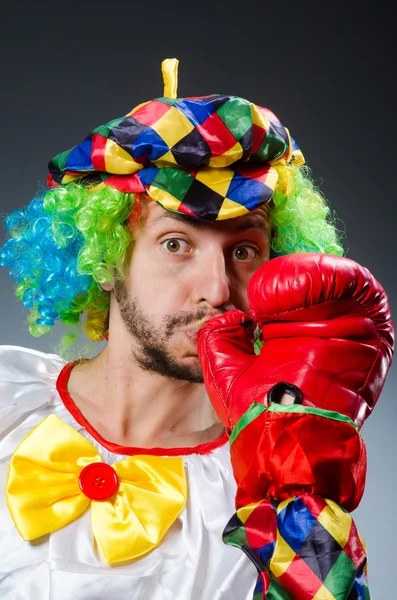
[148,210,270,235]
[232,213,270,234]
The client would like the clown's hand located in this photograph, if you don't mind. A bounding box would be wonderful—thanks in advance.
[198,253,394,600]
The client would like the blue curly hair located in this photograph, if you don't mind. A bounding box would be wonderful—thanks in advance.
[0,163,344,344]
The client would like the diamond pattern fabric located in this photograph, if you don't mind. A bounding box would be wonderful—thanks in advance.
[223,496,370,600]
[48,95,304,221]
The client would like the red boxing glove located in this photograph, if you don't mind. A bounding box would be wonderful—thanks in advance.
[199,252,394,430]
[199,253,394,508]
[198,253,394,599]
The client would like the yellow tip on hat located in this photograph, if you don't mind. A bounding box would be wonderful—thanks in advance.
[162,58,179,99]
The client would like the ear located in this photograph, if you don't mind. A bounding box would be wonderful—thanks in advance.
[100,281,114,292]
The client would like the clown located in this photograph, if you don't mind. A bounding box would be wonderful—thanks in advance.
[0,59,394,600]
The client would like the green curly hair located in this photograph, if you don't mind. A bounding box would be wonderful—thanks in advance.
[0,163,344,344]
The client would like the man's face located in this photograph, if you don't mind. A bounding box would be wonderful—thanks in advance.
[112,200,271,382]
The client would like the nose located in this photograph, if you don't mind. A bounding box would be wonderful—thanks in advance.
[193,248,231,309]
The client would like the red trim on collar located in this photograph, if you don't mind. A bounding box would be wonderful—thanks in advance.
[56,362,228,457]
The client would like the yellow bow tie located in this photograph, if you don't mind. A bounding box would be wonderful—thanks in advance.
[6,415,187,564]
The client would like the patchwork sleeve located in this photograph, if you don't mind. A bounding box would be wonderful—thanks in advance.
[223,403,370,600]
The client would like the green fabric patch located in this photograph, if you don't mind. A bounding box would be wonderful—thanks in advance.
[152,168,194,201]
[217,98,252,141]
[92,116,125,137]
[52,148,71,171]
[322,550,356,597]
[254,131,288,162]
[156,97,178,106]
[266,578,295,600]
[222,522,249,550]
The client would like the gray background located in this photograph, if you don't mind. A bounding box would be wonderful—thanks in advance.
[1,1,395,596]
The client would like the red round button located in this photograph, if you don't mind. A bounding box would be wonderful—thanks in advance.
[78,462,119,500]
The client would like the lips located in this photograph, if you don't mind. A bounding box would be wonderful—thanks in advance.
[185,331,199,341]
[183,312,223,334]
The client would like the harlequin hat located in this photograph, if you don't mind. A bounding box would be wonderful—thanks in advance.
[48,59,304,222]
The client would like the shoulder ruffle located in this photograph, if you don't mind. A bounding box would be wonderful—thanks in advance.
[0,345,65,437]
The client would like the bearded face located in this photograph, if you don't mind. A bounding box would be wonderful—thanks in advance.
[110,200,271,382]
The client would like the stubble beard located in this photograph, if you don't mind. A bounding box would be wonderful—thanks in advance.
[114,280,206,383]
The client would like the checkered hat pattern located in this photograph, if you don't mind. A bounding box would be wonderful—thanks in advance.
[48,72,304,222]
[223,496,370,600]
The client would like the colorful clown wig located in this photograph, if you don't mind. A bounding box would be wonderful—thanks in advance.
[0,59,344,344]
[0,166,343,342]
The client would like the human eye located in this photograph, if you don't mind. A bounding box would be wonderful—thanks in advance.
[160,238,192,255]
[232,245,259,261]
